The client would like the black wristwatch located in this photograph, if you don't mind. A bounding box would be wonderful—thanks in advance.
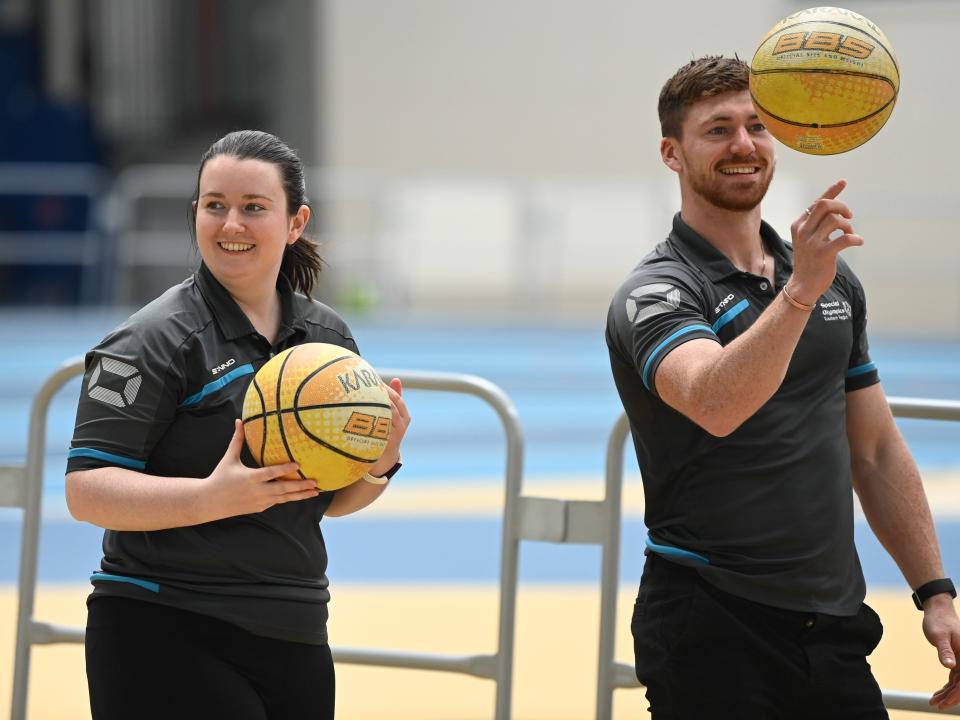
[912,578,957,610]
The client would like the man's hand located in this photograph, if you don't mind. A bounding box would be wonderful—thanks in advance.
[786,179,864,306]
[924,595,960,709]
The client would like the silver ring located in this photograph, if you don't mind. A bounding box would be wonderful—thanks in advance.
[804,207,812,216]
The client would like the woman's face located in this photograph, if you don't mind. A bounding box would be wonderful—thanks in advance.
[194,155,307,293]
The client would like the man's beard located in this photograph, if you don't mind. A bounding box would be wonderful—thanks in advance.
[688,161,775,212]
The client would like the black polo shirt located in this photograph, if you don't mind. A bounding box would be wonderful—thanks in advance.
[606,213,879,615]
[68,263,358,644]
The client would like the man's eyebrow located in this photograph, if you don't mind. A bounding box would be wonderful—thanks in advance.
[700,112,760,125]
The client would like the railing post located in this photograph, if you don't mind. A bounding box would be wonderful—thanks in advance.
[12,358,85,720]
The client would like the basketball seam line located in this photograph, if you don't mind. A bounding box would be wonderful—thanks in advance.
[253,377,267,466]
[750,90,896,129]
[243,402,392,425]
[291,353,385,463]
[274,346,308,481]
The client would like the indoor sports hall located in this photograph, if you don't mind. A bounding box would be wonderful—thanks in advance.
[2,1,959,718]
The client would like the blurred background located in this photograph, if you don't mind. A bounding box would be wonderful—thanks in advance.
[2,1,960,718]
[2,0,957,328]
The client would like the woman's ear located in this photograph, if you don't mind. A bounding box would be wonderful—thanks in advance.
[288,205,311,244]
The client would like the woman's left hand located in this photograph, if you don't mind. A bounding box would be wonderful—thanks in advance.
[367,378,410,477]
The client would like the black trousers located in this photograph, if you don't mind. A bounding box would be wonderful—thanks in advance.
[85,596,335,720]
[632,554,888,720]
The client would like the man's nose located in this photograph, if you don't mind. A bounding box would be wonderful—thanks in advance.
[729,126,756,155]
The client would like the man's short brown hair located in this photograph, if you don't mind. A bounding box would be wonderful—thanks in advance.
[658,56,750,139]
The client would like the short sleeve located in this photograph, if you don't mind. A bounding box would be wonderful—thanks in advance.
[838,259,879,392]
[67,320,184,472]
[607,265,719,395]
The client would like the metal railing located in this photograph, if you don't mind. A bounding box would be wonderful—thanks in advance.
[596,398,960,718]
[7,356,960,719]
[7,361,525,720]
[0,163,111,304]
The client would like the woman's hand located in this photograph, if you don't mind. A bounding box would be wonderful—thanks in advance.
[367,378,411,477]
[200,419,318,519]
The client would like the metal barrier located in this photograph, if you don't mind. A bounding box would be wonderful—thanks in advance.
[596,398,960,718]
[0,163,111,304]
[8,360,524,720]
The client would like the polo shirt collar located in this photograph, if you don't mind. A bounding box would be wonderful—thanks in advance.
[195,263,307,342]
[669,212,793,281]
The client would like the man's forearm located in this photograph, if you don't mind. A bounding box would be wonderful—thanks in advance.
[658,290,813,436]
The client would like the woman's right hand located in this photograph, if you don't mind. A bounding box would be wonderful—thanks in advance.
[202,419,318,519]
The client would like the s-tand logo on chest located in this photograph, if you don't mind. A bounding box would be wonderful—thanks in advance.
[713,293,737,316]
[211,358,236,375]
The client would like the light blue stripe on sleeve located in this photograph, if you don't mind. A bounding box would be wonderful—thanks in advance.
[641,324,715,390]
[180,363,255,407]
[646,537,710,565]
[711,299,749,333]
[846,361,877,378]
[91,572,160,593]
[68,448,146,470]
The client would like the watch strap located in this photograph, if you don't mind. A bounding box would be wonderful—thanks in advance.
[912,578,957,610]
[362,461,402,485]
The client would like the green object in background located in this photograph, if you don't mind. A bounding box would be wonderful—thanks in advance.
[339,282,380,315]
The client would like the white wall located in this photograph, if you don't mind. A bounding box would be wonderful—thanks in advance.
[318,0,960,335]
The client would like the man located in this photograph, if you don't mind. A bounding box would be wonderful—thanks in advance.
[605,56,960,718]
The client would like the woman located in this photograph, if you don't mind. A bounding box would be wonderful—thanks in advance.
[65,130,410,720]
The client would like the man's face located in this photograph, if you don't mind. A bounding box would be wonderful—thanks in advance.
[664,90,776,212]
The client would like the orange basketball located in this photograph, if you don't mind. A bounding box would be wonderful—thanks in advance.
[750,7,899,155]
[242,343,391,491]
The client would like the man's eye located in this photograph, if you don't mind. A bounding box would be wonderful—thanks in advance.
[751,123,767,133]
[708,127,727,135]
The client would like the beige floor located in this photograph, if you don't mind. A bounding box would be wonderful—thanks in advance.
[0,584,953,719]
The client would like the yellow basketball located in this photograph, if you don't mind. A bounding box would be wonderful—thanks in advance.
[750,7,899,155]
[242,343,391,491]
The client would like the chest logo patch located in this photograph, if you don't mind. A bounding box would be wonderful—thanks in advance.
[626,283,681,324]
[87,357,142,408]
[212,358,236,375]
[820,299,852,322]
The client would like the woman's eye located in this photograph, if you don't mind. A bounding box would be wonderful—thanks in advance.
[245,204,265,212]
[205,201,224,210]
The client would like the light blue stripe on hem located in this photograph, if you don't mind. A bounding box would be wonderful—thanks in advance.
[91,573,160,593]
[180,363,255,407]
[711,298,749,333]
[646,537,710,565]
[68,448,146,470]
[846,361,877,378]
[642,324,715,390]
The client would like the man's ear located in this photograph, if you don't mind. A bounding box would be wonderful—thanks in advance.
[661,137,683,174]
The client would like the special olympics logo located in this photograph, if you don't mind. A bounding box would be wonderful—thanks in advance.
[88,357,142,408]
